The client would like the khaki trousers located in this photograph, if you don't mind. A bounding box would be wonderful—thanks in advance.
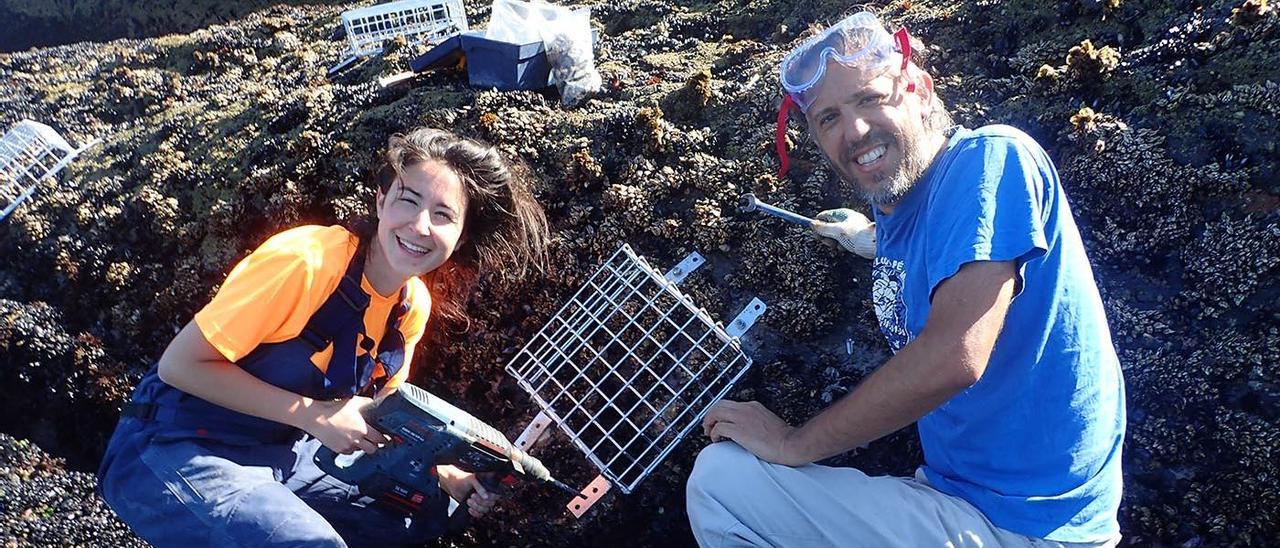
[685,442,1119,548]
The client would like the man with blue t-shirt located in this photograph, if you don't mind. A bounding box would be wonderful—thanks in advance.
[687,12,1126,547]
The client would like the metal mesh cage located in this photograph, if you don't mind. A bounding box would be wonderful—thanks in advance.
[1,120,95,221]
[341,0,468,58]
[507,245,763,494]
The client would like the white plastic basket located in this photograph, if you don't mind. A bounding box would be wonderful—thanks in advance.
[0,120,98,221]
[331,0,468,73]
[507,245,767,516]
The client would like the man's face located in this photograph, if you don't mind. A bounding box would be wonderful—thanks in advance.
[803,61,935,208]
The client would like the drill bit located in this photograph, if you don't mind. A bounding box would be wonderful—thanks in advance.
[550,478,587,499]
[511,448,587,498]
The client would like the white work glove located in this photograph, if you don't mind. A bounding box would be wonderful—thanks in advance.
[811,208,877,259]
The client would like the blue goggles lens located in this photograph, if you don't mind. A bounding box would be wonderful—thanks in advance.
[778,12,899,112]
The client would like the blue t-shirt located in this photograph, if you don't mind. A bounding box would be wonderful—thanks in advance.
[871,125,1126,542]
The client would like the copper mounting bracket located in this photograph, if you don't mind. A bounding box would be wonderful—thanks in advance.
[567,474,611,518]
[514,410,554,452]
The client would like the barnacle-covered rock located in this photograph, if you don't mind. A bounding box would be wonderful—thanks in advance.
[1069,106,1099,133]
[1061,114,1249,269]
[602,183,652,226]
[1231,0,1273,25]
[691,198,728,246]
[661,67,715,121]
[1065,39,1121,85]
[636,106,668,155]
[0,300,138,471]
[1,0,1279,545]
[565,148,606,192]
[1181,214,1280,317]
[0,434,144,547]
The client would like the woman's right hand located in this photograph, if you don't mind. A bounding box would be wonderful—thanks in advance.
[299,396,389,454]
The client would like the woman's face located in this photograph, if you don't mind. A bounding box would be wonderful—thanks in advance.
[373,160,469,282]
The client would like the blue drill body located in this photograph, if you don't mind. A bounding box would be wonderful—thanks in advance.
[314,383,558,518]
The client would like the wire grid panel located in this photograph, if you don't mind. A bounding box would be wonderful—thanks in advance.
[1,120,79,220]
[506,245,754,493]
[342,0,468,58]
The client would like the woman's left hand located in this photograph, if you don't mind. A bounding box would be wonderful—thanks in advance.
[437,465,500,518]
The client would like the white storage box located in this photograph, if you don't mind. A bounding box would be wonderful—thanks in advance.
[331,0,469,73]
[0,120,98,221]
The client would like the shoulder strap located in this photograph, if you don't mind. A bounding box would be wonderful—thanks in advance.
[374,287,412,382]
[300,249,370,396]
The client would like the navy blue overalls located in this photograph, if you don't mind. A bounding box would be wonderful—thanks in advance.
[97,250,448,547]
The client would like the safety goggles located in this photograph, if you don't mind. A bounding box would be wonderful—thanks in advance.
[774,12,915,178]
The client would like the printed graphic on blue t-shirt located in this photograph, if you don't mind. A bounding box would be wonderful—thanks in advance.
[871,257,910,352]
[871,125,1126,543]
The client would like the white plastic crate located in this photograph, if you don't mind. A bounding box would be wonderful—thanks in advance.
[507,245,767,516]
[331,0,468,73]
[0,120,98,221]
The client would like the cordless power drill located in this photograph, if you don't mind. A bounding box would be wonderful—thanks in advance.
[313,383,575,525]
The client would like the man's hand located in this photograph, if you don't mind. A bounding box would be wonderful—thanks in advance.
[811,208,877,259]
[297,396,389,455]
[754,260,1019,464]
[437,465,500,518]
[701,400,804,466]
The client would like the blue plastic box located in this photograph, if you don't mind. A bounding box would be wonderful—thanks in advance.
[460,31,551,91]
[410,34,464,73]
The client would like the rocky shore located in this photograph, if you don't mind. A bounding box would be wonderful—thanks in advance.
[1,0,1277,545]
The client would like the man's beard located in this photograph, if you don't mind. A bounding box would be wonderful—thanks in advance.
[830,125,932,208]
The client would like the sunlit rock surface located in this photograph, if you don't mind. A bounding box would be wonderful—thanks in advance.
[1,0,1277,545]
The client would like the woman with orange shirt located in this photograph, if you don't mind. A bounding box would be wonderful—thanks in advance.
[96,128,549,547]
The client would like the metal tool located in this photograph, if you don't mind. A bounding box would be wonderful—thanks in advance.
[738,193,877,258]
[506,245,767,517]
[738,192,814,226]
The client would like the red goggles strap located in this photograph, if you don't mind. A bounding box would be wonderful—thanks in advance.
[894,27,916,93]
[776,94,796,179]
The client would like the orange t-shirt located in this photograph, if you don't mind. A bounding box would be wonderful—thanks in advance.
[193,225,430,391]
